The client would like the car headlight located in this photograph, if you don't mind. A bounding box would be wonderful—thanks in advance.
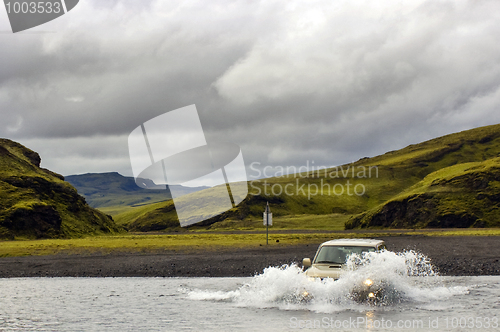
[364,278,374,287]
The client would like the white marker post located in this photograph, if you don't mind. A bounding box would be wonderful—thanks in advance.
[263,202,272,245]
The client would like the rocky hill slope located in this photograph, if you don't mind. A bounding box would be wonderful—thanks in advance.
[0,139,122,239]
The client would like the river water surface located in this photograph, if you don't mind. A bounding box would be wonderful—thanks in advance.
[0,251,498,331]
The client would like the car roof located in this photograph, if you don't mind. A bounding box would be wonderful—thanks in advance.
[319,238,385,247]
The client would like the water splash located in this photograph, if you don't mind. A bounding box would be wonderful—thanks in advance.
[344,249,437,277]
[186,250,469,313]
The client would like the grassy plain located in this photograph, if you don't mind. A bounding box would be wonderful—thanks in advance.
[2,228,499,257]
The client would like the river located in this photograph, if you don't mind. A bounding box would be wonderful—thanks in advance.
[0,250,498,331]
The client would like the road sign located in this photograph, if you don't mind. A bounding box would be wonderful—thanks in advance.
[263,202,272,245]
[263,202,272,226]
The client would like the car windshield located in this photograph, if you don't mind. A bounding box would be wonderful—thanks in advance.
[313,245,376,264]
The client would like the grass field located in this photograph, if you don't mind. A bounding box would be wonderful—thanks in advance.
[202,213,350,230]
[1,228,499,257]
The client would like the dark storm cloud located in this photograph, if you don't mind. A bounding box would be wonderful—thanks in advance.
[1,0,500,177]
[1,0,263,138]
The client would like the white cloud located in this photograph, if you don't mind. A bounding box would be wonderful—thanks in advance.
[6,115,23,133]
[65,96,84,102]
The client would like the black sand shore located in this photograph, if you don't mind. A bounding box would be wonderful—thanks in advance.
[0,236,498,278]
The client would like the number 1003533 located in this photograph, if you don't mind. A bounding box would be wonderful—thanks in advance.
[5,1,62,14]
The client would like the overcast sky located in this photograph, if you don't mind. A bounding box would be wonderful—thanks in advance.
[1,0,500,181]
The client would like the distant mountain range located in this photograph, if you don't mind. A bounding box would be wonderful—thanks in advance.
[0,139,121,239]
[65,172,208,212]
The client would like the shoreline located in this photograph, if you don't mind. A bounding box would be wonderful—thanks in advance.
[0,236,498,278]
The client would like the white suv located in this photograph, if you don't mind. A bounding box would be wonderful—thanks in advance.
[302,238,387,302]
[303,238,386,279]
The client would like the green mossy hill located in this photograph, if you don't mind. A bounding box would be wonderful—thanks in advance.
[346,158,500,229]
[0,139,122,239]
[124,200,179,232]
[114,123,500,231]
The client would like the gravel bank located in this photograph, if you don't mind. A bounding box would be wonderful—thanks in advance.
[0,236,498,277]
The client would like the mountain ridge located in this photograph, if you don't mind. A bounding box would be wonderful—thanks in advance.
[112,123,500,231]
[65,172,208,211]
